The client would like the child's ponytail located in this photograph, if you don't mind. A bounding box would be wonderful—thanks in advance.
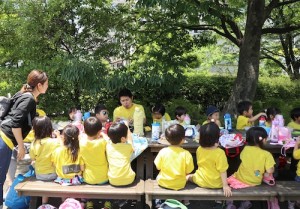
[246,127,268,148]
[63,125,80,162]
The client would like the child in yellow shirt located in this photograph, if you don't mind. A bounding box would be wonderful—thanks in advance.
[51,125,84,185]
[290,137,300,208]
[287,108,300,130]
[155,124,194,190]
[29,116,59,204]
[81,117,108,185]
[174,106,187,125]
[202,105,221,127]
[265,107,281,127]
[227,127,275,208]
[236,101,266,130]
[106,123,135,186]
[151,103,171,124]
[188,123,232,197]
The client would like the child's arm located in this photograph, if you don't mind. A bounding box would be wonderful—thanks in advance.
[215,119,222,127]
[293,137,300,160]
[80,164,85,171]
[248,112,267,123]
[220,172,232,197]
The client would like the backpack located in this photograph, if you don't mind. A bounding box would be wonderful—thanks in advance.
[0,96,12,123]
[59,198,83,209]
[5,165,35,209]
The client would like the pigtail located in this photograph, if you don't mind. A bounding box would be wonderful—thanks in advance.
[63,125,80,162]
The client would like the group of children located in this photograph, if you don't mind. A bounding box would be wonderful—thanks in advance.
[30,115,134,208]
[28,98,300,209]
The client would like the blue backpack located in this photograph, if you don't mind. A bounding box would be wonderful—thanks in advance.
[5,165,35,209]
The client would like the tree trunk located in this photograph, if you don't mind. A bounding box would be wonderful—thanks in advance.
[224,0,265,115]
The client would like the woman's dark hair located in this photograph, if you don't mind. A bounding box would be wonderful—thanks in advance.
[21,70,48,93]
[33,116,53,140]
[199,122,220,147]
[175,106,187,118]
[118,88,133,99]
[266,107,281,121]
[63,125,80,162]
[84,117,102,137]
[290,108,300,121]
[108,123,128,144]
[246,126,268,148]
[165,124,185,145]
[151,104,166,116]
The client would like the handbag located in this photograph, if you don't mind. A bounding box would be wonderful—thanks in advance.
[5,165,35,209]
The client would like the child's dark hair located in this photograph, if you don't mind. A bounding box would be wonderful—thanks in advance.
[63,125,80,162]
[199,122,220,147]
[118,88,133,99]
[246,126,267,148]
[108,123,128,144]
[152,104,166,116]
[84,117,102,137]
[165,124,185,145]
[290,108,300,121]
[95,104,107,115]
[33,116,53,140]
[68,107,77,114]
[237,101,252,115]
[175,106,187,118]
[266,107,281,121]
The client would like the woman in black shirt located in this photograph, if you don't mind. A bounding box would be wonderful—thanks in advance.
[0,70,48,208]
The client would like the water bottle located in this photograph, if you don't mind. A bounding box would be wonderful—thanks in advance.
[259,116,266,127]
[224,113,232,131]
[133,107,144,136]
[152,122,160,141]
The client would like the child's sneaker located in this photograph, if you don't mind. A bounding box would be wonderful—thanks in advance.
[288,201,295,209]
[86,201,94,209]
[155,199,163,208]
[238,201,252,209]
[103,201,112,209]
[262,174,275,186]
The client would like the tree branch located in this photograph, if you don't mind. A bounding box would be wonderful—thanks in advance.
[274,0,300,8]
[260,52,286,69]
[262,24,300,34]
[265,0,279,20]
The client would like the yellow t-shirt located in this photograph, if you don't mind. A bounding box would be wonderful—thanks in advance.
[24,130,35,143]
[154,146,194,190]
[51,146,84,179]
[236,115,253,130]
[36,109,46,117]
[152,113,171,124]
[265,121,271,127]
[234,146,275,186]
[202,120,209,125]
[113,103,145,121]
[287,121,300,130]
[293,149,300,176]
[192,147,228,188]
[106,141,135,186]
[29,138,59,175]
[80,138,108,184]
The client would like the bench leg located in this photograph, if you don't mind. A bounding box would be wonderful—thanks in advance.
[29,196,38,209]
[145,194,152,209]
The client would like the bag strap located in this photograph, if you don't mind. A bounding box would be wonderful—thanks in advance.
[225,147,240,158]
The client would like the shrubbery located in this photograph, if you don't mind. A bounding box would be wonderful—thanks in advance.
[1,69,300,125]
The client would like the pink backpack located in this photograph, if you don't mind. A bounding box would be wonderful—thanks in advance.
[59,198,83,209]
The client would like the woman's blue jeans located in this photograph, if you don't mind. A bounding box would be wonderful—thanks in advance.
[0,137,12,206]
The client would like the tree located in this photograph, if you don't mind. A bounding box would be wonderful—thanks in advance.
[135,0,300,113]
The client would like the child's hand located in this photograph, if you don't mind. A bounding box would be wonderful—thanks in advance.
[223,185,232,197]
[296,137,300,145]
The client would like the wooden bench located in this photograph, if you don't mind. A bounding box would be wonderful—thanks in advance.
[15,178,145,209]
[275,181,300,202]
[145,179,278,208]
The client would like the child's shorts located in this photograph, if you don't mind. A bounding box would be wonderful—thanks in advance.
[54,175,84,186]
[36,173,57,181]
[227,175,252,189]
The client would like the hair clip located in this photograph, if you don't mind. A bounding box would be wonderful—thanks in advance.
[259,136,263,141]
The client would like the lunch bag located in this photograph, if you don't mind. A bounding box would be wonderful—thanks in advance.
[219,133,245,157]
